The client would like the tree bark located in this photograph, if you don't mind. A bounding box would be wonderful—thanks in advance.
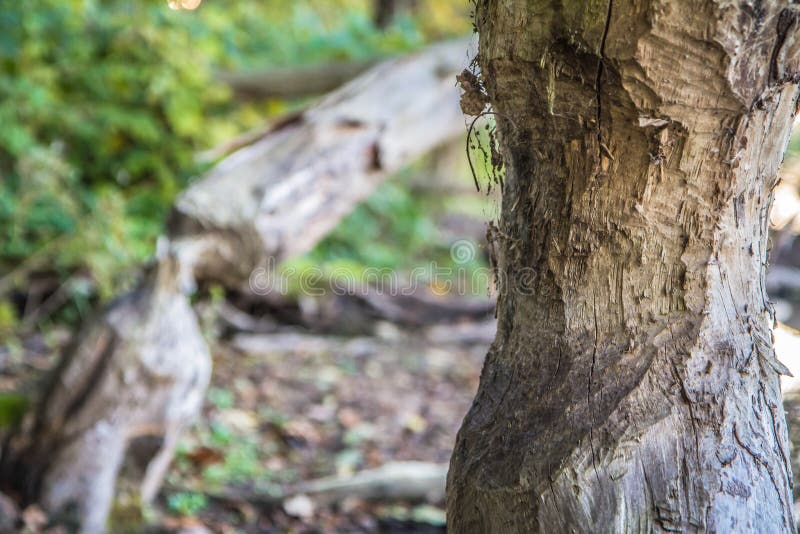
[447,2,800,532]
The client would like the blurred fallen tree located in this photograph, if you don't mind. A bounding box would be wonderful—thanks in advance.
[0,38,469,532]
[171,461,448,515]
[219,59,380,100]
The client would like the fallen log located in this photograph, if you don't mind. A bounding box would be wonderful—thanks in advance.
[170,38,469,288]
[293,461,447,504]
[0,38,470,533]
[218,58,379,100]
[226,282,495,337]
[167,461,448,511]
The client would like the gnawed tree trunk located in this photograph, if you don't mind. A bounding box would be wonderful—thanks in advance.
[0,39,469,533]
[448,2,800,532]
[0,256,211,533]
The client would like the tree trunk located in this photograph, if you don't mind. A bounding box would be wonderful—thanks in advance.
[0,256,211,533]
[447,2,800,532]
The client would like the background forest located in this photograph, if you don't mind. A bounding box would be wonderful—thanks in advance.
[0,0,474,330]
[0,1,487,532]
[3,1,800,533]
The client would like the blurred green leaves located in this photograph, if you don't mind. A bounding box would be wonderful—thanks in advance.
[282,160,489,297]
[0,392,29,428]
[0,0,469,330]
[166,491,207,517]
[0,0,226,322]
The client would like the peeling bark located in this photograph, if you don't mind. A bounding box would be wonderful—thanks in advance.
[447,2,800,532]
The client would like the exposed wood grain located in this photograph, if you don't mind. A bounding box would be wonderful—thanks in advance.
[447,2,800,531]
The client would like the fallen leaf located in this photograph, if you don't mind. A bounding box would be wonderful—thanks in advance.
[184,446,225,468]
[403,413,428,434]
[337,407,361,429]
[217,408,259,431]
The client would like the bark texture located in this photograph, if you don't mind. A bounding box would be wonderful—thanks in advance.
[447,1,800,532]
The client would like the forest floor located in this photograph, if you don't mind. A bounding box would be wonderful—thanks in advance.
[5,275,800,533]
[161,319,491,533]
[1,313,493,533]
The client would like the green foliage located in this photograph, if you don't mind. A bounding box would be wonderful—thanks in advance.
[381,504,447,527]
[281,162,489,296]
[166,491,207,517]
[173,416,288,492]
[0,0,468,331]
[0,0,227,313]
[206,386,235,410]
[201,435,263,484]
[205,1,425,69]
[0,300,18,332]
[0,392,30,428]
[787,127,800,158]
[308,177,438,270]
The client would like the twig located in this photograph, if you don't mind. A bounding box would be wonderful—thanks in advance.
[465,110,515,192]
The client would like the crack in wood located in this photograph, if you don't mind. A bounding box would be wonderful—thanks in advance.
[770,8,799,83]
[594,0,614,164]
[588,293,601,484]
[733,422,792,530]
